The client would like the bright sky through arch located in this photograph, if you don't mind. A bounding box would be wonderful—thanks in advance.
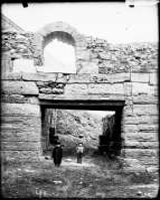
[43,39,76,73]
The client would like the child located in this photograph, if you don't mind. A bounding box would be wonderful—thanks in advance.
[76,143,84,164]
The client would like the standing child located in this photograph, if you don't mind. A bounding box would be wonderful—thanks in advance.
[76,143,84,164]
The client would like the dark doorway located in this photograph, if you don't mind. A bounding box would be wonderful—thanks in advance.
[40,100,124,157]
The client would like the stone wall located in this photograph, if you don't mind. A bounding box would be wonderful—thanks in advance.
[1,21,158,171]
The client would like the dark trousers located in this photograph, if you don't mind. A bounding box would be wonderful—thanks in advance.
[77,152,83,163]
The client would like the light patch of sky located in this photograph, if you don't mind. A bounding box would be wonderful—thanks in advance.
[43,39,76,73]
[86,111,115,118]
[2,2,158,43]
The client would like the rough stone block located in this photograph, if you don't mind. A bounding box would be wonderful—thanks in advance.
[39,87,52,94]
[78,62,98,74]
[131,73,149,83]
[123,149,158,166]
[1,53,13,74]
[68,73,130,84]
[138,124,158,132]
[1,151,41,163]
[13,59,36,73]
[133,94,158,104]
[125,132,158,142]
[68,74,90,83]
[1,129,40,142]
[1,103,41,117]
[124,82,132,96]
[1,72,22,80]
[133,105,158,116]
[2,81,39,96]
[1,116,41,142]
[22,72,57,82]
[88,83,124,95]
[102,73,130,83]
[65,84,88,95]
[132,83,156,95]
[123,125,139,133]
[124,141,159,149]
[124,115,158,125]
[2,141,41,151]
[1,94,39,104]
[149,72,158,85]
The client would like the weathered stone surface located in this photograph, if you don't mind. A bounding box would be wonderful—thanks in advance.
[124,115,158,125]
[2,81,39,96]
[68,73,130,83]
[1,103,41,117]
[123,149,158,164]
[1,94,39,104]
[39,87,52,94]
[1,72,22,80]
[133,94,158,104]
[22,72,57,81]
[132,83,156,95]
[124,141,159,149]
[2,141,41,151]
[88,83,124,94]
[122,105,134,117]
[78,62,98,73]
[13,58,36,73]
[131,73,149,83]
[149,72,158,85]
[124,82,132,96]
[1,151,41,163]
[1,129,40,142]
[123,125,139,133]
[138,124,158,132]
[125,132,158,142]
[1,53,13,74]
[133,105,158,116]
[65,84,88,95]
[123,149,159,167]
[38,93,125,101]
[1,115,41,143]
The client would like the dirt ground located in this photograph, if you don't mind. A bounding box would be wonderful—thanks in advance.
[1,154,159,198]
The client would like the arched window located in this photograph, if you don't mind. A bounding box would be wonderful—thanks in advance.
[39,31,76,74]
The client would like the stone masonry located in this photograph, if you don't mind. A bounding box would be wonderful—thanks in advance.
[1,17,158,172]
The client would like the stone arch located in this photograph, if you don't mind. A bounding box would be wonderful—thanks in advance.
[36,21,85,73]
[37,21,85,49]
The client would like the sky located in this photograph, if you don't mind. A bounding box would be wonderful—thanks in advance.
[2,2,158,43]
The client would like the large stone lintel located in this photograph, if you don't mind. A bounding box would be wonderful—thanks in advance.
[38,93,125,101]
